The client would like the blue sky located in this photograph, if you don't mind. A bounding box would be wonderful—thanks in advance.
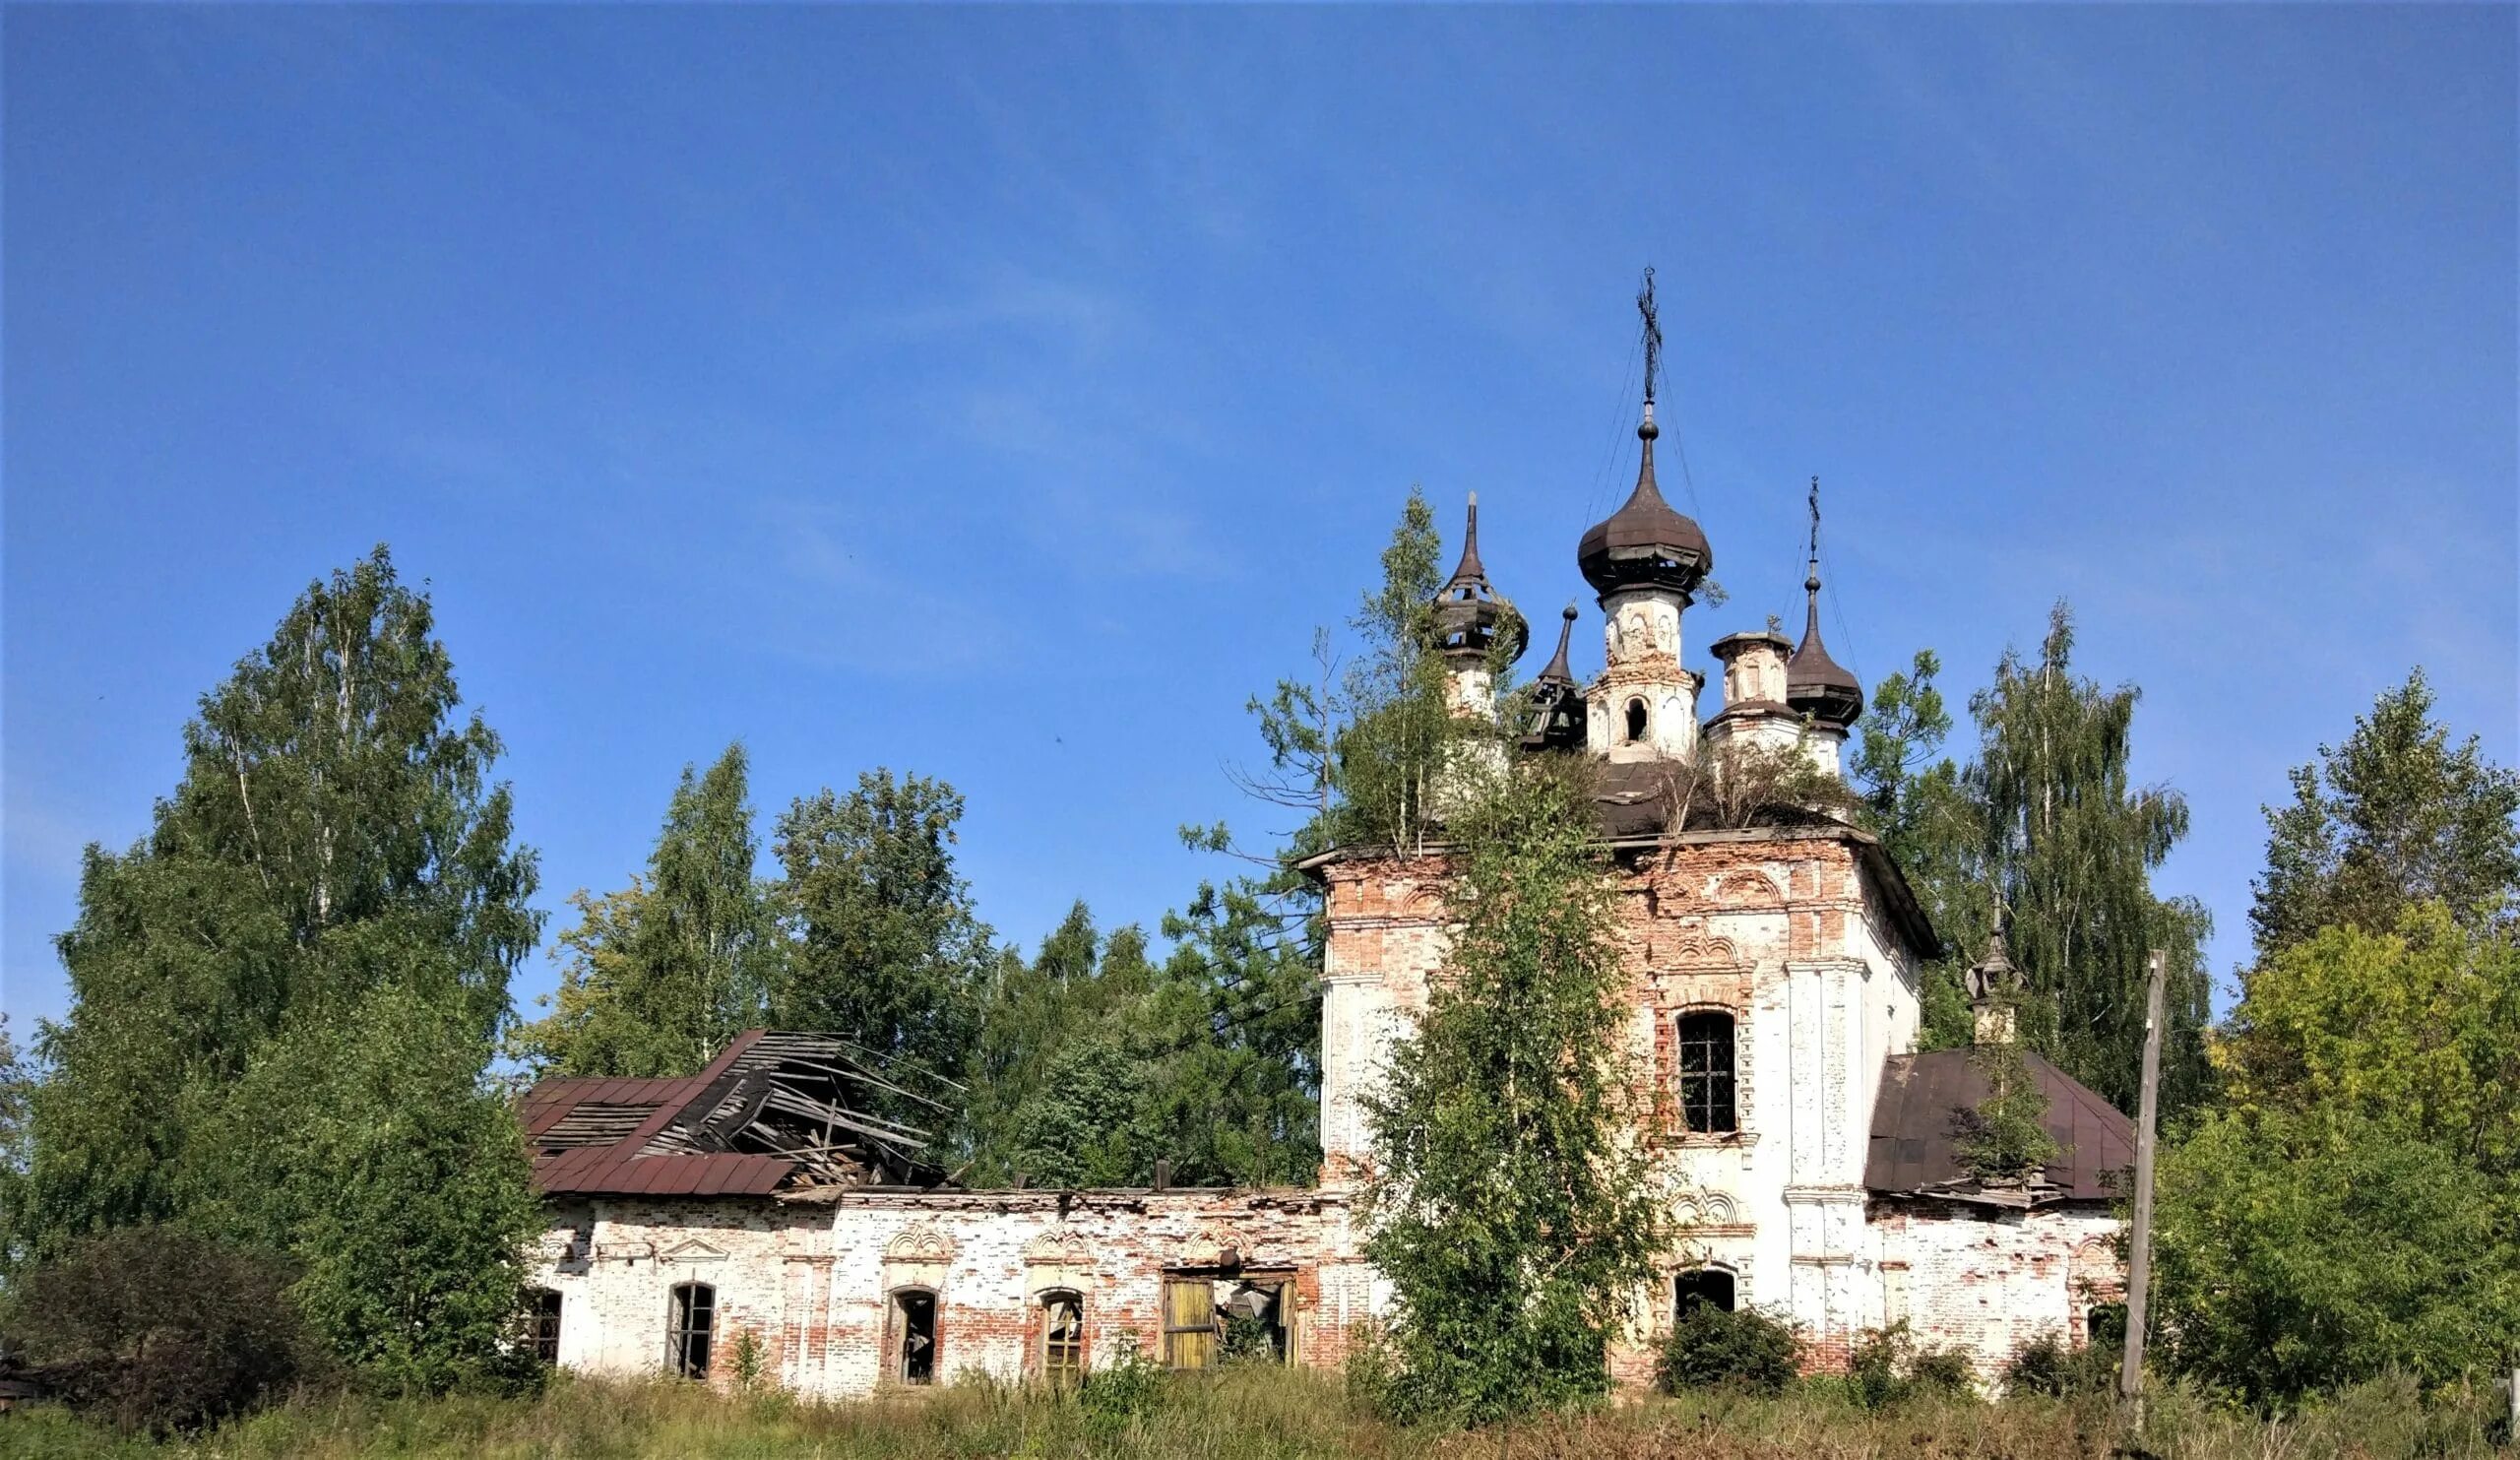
[7,5,2514,1033]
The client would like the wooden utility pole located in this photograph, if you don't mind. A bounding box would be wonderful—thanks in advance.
[2120,948,2169,1417]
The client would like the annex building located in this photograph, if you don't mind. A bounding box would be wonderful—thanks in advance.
[518,356,2133,1398]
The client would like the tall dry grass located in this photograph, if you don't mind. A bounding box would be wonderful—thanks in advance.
[0,1364,2504,1459]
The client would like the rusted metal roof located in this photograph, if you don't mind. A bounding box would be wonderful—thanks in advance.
[1577,413,1714,599]
[1865,1047,2135,1204]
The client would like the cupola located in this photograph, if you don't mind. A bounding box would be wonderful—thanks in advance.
[1431,494,1528,667]
[1576,404,1714,602]
[1786,478,1863,730]
[1521,605,1589,751]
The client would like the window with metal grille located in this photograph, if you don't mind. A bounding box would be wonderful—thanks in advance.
[1677,1011,1737,1133]
[889,1288,938,1384]
[666,1283,715,1379]
[1040,1290,1085,1385]
[528,1288,562,1365]
[1673,1267,1736,1319]
[1161,1276,1217,1369]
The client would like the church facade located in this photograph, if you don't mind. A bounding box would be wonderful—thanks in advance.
[518,356,2130,1399]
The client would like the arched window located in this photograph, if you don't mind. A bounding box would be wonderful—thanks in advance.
[1040,1289,1085,1385]
[2085,1302,2127,1350]
[889,1287,939,1384]
[1677,1011,1737,1133]
[1624,697,1650,742]
[666,1282,715,1379]
[1674,1267,1736,1318]
[527,1287,563,1365]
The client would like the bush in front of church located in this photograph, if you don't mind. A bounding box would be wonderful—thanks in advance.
[1655,1304,1800,1395]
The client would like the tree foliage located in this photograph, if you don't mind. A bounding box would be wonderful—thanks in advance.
[2222,904,2520,1179]
[2151,1107,2520,1405]
[1854,606,2211,1113]
[1360,759,1670,1425]
[773,770,994,1128]
[1950,1036,2062,1185]
[512,744,782,1078]
[2251,669,2520,959]
[17,548,541,1389]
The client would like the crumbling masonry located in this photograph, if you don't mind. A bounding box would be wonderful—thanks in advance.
[522,327,2130,1396]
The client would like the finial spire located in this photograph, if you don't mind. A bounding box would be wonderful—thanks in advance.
[1805,476,1823,596]
[1786,473,1864,729]
[1636,266,1662,428]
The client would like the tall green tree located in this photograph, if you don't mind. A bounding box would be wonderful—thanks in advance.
[1851,651,1982,1047]
[1361,758,1670,1425]
[512,743,782,1077]
[1857,607,2210,1110]
[2222,903,2520,1182]
[2250,669,2520,959]
[2151,1106,2520,1406]
[773,770,993,1127]
[1968,603,2212,1112]
[20,548,541,1388]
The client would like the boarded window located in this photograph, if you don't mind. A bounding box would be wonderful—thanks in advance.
[889,1288,938,1384]
[666,1282,715,1379]
[1040,1290,1085,1385]
[1674,1267,1736,1318]
[528,1288,563,1365]
[1677,1011,1738,1133]
[1162,1276,1217,1370]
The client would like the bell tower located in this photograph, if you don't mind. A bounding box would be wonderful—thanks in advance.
[1577,270,1715,763]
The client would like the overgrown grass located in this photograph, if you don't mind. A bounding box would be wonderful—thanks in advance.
[2,1365,2506,1459]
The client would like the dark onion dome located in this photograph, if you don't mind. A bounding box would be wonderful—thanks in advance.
[1522,605,1589,751]
[1431,494,1529,665]
[1577,404,1714,600]
[1786,563,1863,728]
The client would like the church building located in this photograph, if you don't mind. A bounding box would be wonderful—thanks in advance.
[517,317,2131,1398]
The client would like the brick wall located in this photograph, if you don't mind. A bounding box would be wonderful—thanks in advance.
[529,1187,1361,1399]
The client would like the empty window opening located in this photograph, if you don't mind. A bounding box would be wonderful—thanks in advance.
[1221,1279,1292,1364]
[1040,1290,1085,1385]
[1624,698,1650,742]
[1674,1268,1736,1319]
[890,1288,939,1385]
[666,1282,715,1379]
[2085,1302,2127,1350]
[1678,1011,1738,1133]
[528,1288,563,1365]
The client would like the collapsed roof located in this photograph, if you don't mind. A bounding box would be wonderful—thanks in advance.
[521,1030,942,1199]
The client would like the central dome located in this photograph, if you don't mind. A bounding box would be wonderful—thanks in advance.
[1578,409,1713,599]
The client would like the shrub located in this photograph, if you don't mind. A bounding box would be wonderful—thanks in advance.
[2003,1330,2114,1397]
[1655,1305,1799,1395]
[1077,1338,1166,1433]
[0,1226,330,1433]
[1843,1321,1977,1410]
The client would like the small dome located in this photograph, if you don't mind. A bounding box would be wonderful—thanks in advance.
[1577,407,1714,599]
[1432,495,1529,665]
[1786,568,1863,728]
[1521,605,1588,751]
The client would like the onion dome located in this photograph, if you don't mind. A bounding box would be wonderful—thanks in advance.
[1577,404,1714,600]
[1432,494,1529,665]
[1786,504,1863,728]
[1522,604,1589,751]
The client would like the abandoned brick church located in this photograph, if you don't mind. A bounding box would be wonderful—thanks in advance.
[518,355,2133,1397]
